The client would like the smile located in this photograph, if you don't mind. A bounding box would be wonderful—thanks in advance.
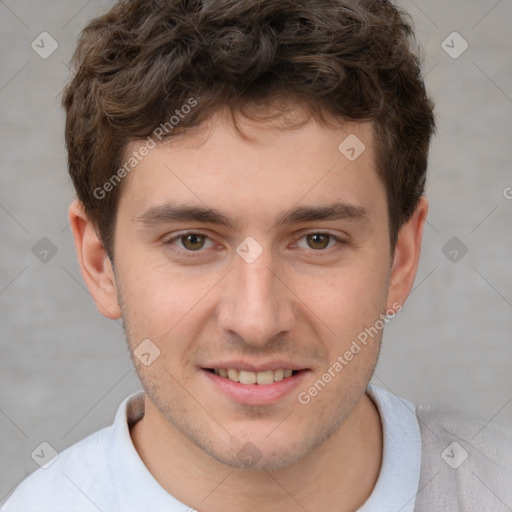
[203,367,309,405]
[209,368,297,385]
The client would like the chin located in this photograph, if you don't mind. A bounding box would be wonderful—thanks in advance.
[205,423,336,472]
[209,444,310,472]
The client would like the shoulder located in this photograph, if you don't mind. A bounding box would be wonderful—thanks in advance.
[416,404,512,468]
[414,405,512,511]
[1,425,114,512]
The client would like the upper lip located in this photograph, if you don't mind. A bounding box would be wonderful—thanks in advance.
[203,360,309,372]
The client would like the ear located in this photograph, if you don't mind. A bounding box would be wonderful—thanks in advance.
[386,196,428,310]
[68,200,122,320]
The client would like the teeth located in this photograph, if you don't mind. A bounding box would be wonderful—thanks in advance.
[227,369,240,382]
[273,369,284,382]
[239,370,257,384]
[214,368,297,385]
[256,370,274,385]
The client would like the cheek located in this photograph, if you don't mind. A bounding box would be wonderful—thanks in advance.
[116,260,221,364]
[292,266,388,382]
[294,257,388,328]
[117,251,190,318]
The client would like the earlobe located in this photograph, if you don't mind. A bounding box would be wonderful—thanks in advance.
[386,197,429,310]
[68,200,122,320]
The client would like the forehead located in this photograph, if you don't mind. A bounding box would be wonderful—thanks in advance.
[117,109,385,227]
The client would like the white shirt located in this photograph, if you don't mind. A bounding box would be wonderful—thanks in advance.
[1,384,422,512]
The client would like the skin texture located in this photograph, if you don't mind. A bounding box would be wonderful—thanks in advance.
[69,107,427,512]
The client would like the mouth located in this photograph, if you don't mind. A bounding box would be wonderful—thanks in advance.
[205,368,300,385]
[202,366,309,405]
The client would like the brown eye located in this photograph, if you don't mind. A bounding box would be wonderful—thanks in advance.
[181,233,206,251]
[306,233,331,250]
[164,231,216,255]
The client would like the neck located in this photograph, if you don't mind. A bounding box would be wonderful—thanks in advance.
[130,392,382,512]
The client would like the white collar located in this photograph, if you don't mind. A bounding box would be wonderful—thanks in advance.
[359,384,422,511]
[112,384,421,511]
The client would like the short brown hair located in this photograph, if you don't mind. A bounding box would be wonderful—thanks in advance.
[62,0,435,257]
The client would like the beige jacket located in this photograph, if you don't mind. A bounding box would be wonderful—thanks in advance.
[415,405,512,511]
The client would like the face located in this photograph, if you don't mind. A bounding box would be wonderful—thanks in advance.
[109,108,397,471]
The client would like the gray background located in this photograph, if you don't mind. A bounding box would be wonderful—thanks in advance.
[1,0,511,502]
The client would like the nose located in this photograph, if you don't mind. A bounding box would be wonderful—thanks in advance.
[217,248,295,348]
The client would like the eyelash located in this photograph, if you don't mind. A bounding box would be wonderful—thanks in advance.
[163,230,347,256]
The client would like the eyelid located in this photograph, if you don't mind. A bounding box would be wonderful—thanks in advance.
[163,230,216,250]
[163,229,347,254]
[292,230,347,251]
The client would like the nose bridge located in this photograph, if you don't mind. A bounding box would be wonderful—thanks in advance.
[218,247,294,346]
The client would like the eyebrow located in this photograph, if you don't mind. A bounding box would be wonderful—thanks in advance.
[134,201,369,230]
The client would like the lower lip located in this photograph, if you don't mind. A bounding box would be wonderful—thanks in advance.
[202,369,310,405]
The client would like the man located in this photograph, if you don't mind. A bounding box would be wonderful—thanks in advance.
[2,0,511,511]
